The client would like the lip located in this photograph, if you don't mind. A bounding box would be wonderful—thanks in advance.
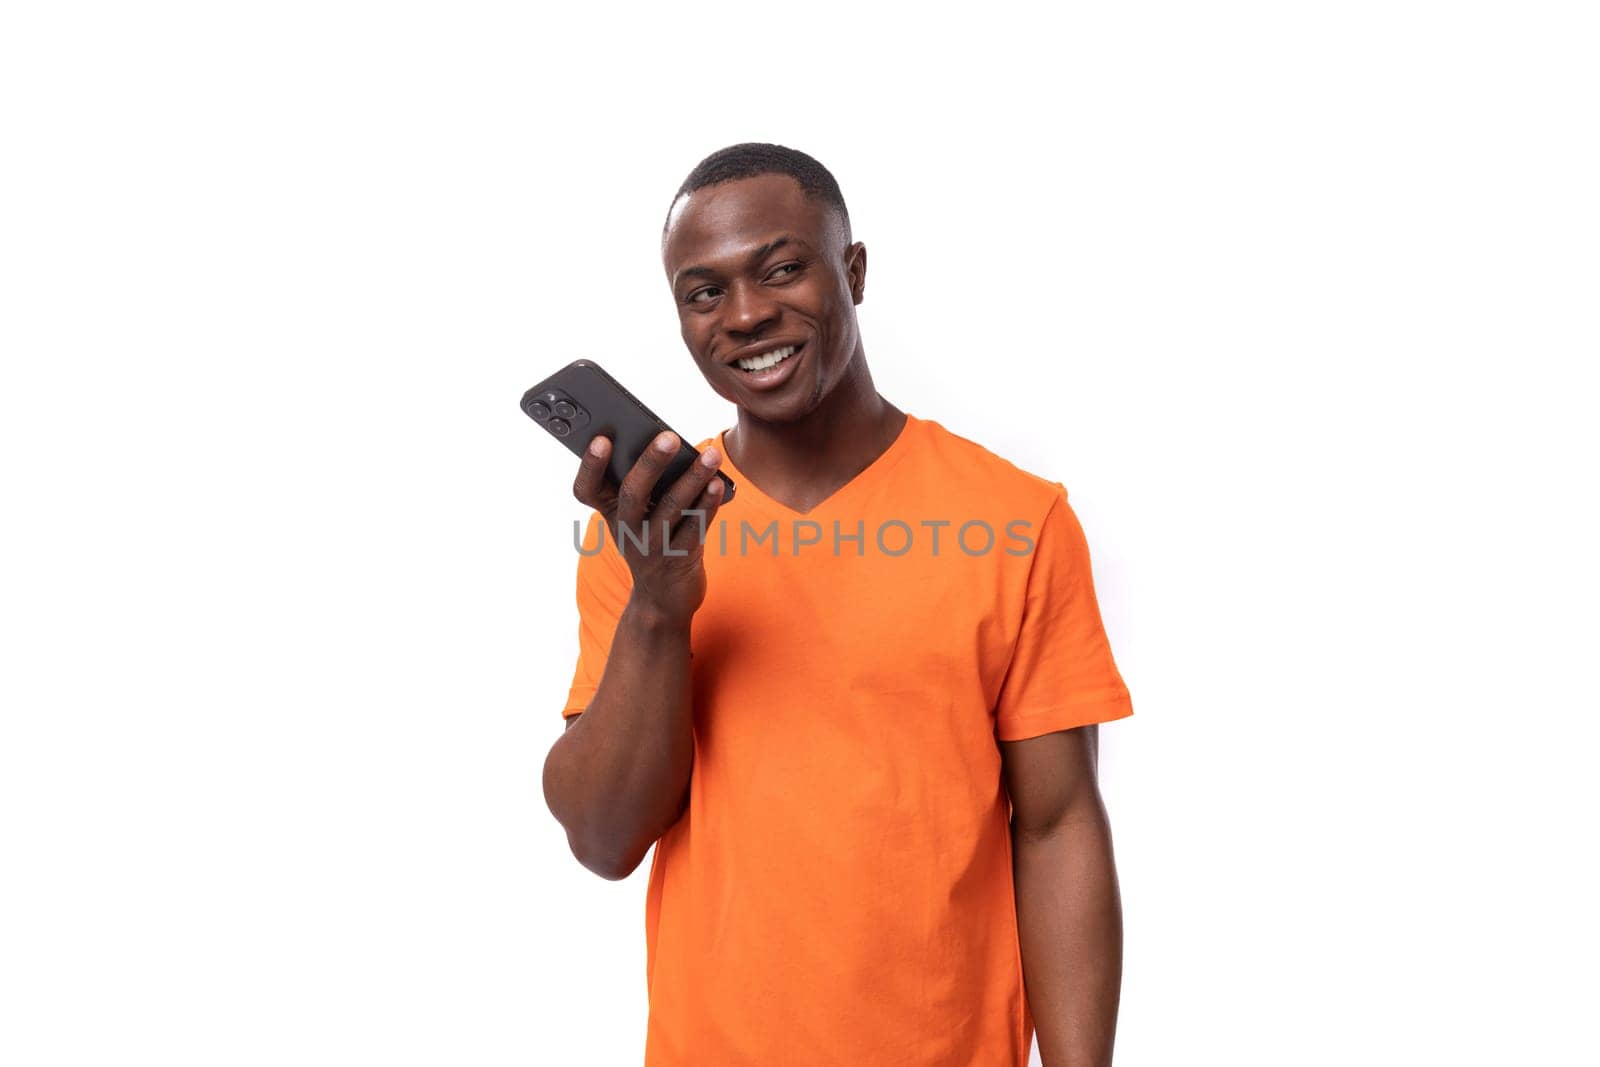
[725,340,806,393]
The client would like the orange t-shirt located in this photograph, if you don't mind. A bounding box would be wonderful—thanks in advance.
[562,414,1133,1066]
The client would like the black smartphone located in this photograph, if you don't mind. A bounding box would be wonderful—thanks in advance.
[520,359,736,504]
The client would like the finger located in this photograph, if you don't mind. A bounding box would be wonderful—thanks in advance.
[668,474,726,554]
[652,444,722,536]
[572,434,614,511]
[615,431,680,546]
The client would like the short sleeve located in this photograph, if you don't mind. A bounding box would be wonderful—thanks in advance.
[993,486,1133,740]
[562,510,633,720]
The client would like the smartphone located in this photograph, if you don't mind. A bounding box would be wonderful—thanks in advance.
[520,359,736,504]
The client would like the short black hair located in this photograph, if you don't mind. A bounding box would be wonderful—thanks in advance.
[664,142,851,243]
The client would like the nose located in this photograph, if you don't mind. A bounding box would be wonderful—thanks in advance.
[722,279,779,338]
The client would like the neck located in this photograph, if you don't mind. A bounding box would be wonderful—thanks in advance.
[726,349,905,504]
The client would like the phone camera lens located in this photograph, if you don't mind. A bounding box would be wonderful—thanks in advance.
[552,400,577,419]
[548,417,571,436]
[528,400,550,420]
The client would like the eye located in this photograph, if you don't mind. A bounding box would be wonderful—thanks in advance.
[767,262,803,281]
[686,287,722,306]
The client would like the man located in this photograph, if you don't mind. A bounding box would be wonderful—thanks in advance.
[542,143,1133,1067]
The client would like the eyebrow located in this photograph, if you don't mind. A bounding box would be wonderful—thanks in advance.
[675,235,802,287]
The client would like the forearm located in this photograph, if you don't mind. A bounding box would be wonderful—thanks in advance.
[543,595,696,879]
[1012,802,1124,1067]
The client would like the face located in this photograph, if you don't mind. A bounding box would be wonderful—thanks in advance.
[662,174,866,423]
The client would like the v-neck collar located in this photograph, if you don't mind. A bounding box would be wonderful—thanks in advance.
[716,413,919,519]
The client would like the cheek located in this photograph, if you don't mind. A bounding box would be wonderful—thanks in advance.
[680,317,719,362]
[788,284,838,340]
[816,292,854,349]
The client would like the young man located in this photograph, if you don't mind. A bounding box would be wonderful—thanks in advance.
[543,143,1133,1067]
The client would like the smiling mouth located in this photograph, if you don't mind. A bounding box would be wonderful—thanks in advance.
[734,343,801,373]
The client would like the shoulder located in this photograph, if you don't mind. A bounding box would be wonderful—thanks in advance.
[909,415,1070,517]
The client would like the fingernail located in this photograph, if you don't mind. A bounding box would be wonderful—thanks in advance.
[588,437,607,457]
[656,433,677,453]
[700,446,721,467]
[707,479,724,496]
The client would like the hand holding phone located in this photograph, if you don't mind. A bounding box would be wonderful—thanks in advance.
[522,360,732,625]
[572,429,726,623]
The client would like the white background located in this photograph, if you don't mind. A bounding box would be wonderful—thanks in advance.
[3,2,1596,1064]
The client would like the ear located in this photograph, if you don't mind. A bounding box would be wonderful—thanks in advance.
[846,242,867,305]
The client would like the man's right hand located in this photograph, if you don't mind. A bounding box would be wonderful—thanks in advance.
[572,431,726,626]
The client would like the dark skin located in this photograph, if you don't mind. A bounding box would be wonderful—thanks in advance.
[542,173,1122,1066]
[661,172,904,515]
[1003,724,1125,1066]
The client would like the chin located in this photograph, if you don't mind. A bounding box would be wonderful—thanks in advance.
[748,382,828,424]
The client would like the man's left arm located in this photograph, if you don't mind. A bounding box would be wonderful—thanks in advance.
[1001,723,1123,1067]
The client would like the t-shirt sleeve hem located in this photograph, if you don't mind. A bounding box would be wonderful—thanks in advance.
[562,686,596,719]
[994,690,1133,741]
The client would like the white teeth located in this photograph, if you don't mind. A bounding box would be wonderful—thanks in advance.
[736,345,796,371]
